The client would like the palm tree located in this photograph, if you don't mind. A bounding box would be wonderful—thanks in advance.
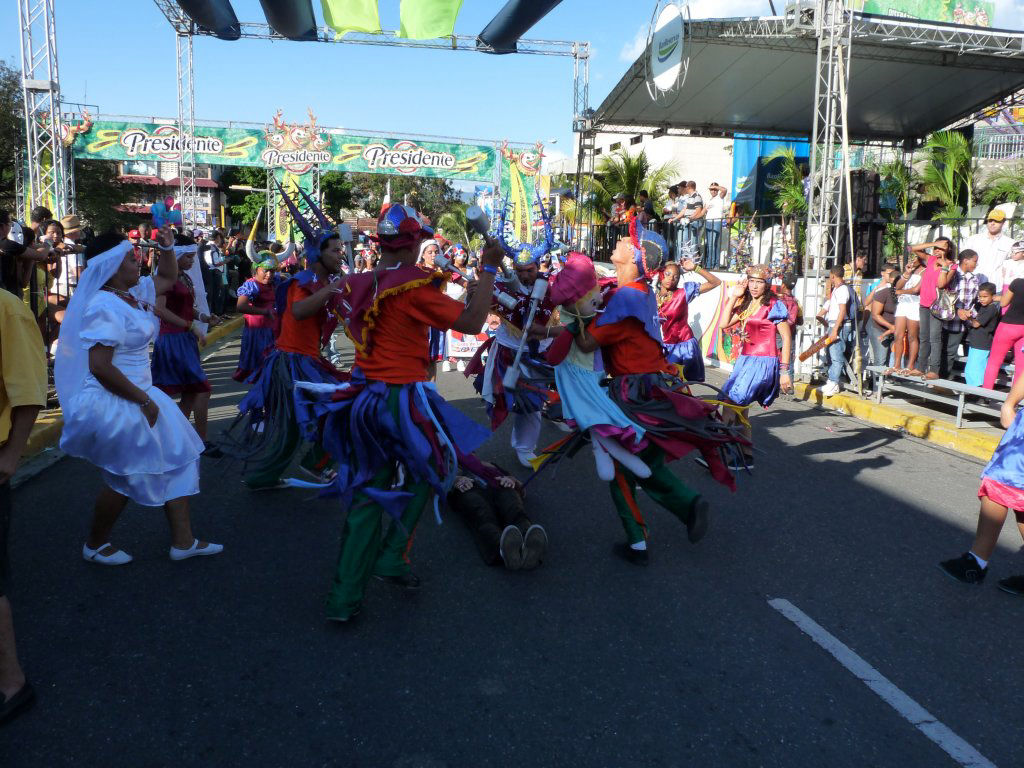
[981,164,1024,207]
[436,203,483,251]
[871,157,918,259]
[595,148,678,211]
[765,147,807,259]
[921,130,974,221]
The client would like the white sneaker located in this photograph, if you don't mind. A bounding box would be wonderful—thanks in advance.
[516,450,538,468]
[441,361,452,372]
[456,360,466,372]
[169,539,224,561]
[82,542,132,566]
[821,381,841,397]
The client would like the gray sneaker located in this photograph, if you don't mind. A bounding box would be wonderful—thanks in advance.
[521,524,548,570]
[499,525,525,570]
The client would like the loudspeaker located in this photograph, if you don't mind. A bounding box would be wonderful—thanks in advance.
[848,170,881,220]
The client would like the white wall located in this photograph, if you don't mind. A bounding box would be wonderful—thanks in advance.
[553,133,734,198]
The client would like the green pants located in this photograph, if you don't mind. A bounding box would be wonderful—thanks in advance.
[608,444,700,545]
[325,386,433,619]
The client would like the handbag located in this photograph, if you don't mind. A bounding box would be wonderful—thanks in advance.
[930,280,957,321]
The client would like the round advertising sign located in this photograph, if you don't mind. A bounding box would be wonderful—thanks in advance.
[650,3,684,92]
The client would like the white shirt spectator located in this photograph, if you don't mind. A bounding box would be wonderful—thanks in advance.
[962,230,1013,288]
[825,282,852,323]
[997,257,1024,293]
[53,238,86,298]
[705,193,728,221]
[204,243,225,271]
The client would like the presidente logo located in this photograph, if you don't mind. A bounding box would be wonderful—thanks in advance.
[362,141,457,174]
[120,125,225,159]
[262,109,331,174]
[657,33,680,63]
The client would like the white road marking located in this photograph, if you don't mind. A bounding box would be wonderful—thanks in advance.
[768,598,997,768]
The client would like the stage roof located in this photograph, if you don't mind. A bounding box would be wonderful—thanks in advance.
[594,15,1024,143]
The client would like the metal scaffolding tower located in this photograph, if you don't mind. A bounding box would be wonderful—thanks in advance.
[792,0,853,378]
[17,0,70,220]
[176,30,198,229]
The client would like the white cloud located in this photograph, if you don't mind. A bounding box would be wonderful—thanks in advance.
[619,24,648,63]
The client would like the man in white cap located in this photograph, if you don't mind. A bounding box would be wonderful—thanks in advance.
[963,209,1014,290]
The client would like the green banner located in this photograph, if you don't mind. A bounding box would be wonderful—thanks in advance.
[851,0,995,27]
[70,116,498,182]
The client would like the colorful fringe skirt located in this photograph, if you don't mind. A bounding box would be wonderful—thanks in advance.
[297,368,491,520]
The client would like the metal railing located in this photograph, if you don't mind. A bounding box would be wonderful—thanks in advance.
[572,213,1023,273]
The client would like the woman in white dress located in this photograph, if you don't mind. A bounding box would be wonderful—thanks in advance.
[54,229,222,565]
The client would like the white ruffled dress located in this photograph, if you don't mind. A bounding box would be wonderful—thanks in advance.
[60,278,204,506]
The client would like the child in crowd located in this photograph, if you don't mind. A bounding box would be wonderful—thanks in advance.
[964,282,999,387]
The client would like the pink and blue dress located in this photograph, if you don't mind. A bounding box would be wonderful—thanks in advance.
[233,276,282,382]
[980,408,1024,510]
[659,280,704,382]
[720,299,789,407]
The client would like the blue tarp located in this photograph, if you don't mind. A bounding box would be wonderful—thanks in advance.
[731,134,810,214]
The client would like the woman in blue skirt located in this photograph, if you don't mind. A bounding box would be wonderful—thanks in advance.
[152,244,220,453]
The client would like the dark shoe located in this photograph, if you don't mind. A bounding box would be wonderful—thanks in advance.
[997,575,1024,595]
[499,525,525,570]
[326,604,362,623]
[614,541,649,566]
[938,553,988,584]
[201,441,224,458]
[686,497,709,544]
[372,572,421,590]
[0,682,35,726]
[521,524,548,570]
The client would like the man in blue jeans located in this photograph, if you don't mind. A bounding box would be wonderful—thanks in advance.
[818,265,854,397]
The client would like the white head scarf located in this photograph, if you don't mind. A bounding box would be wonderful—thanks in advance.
[54,239,132,409]
[418,238,439,264]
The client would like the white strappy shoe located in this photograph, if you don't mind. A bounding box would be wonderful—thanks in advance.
[169,539,224,561]
[82,543,133,566]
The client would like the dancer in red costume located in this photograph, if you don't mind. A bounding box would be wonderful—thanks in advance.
[296,204,505,621]
[717,265,794,470]
[555,216,746,565]
[657,257,721,382]
[221,190,348,490]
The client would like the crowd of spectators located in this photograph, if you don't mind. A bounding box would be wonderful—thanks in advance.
[601,181,733,267]
[848,209,1023,395]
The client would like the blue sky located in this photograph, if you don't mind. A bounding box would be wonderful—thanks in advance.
[4,0,728,164]
[5,0,1019,165]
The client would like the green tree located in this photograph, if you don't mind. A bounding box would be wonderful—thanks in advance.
[594,148,678,211]
[319,171,353,220]
[0,60,24,214]
[74,160,133,231]
[435,203,483,250]
[981,164,1024,207]
[765,147,808,259]
[871,157,918,259]
[220,166,269,227]
[347,174,459,222]
[921,130,974,220]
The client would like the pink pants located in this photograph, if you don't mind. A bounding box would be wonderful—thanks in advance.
[983,321,1024,389]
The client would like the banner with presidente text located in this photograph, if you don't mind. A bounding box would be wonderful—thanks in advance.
[69,115,499,182]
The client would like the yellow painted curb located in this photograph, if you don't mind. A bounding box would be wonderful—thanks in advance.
[792,381,999,462]
[22,316,246,460]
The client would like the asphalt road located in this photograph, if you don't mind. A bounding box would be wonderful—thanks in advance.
[4,334,1023,767]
